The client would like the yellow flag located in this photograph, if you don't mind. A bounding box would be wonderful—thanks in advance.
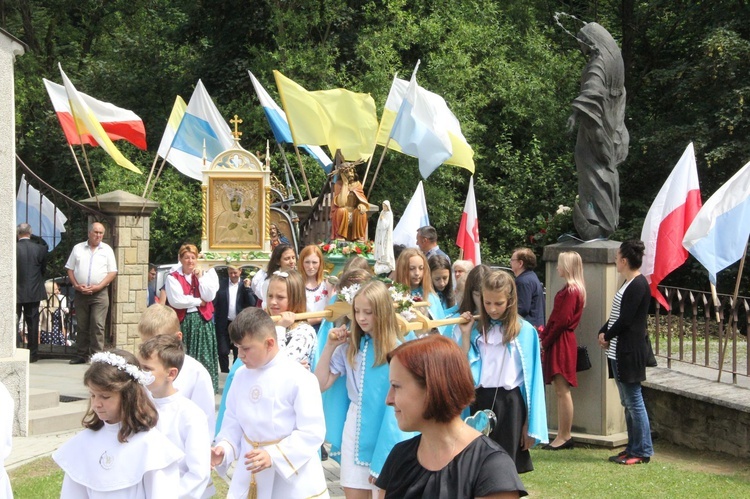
[273,71,378,161]
[59,64,141,174]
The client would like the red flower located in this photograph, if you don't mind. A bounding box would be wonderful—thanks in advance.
[355,246,362,254]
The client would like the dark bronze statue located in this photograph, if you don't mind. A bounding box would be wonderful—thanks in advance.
[569,22,629,240]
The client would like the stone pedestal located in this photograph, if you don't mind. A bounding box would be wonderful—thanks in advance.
[81,190,158,354]
[2,28,28,436]
[543,240,627,445]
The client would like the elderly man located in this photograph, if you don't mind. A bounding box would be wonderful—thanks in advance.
[16,223,48,363]
[416,225,451,265]
[65,222,118,364]
[510,247,545,328]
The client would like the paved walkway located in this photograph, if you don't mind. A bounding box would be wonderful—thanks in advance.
[7,359,345,498]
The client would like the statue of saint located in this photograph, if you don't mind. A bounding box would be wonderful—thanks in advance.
[569,22,629,240]
[331,162,369,242]
[374,201,395,275]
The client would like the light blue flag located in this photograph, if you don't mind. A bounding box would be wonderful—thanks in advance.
[16,175,67,251]
[389,69,453,178]
[248,71,333,173]
[683,160,750,284]
[168,80,234,180]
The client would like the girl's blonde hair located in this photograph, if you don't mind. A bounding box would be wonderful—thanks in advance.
[347,280,399,368]
[395,248,433,296]
[558,251,587,306]
[480,270,520,344]
[298,245,325,284]
[268,269,307,314]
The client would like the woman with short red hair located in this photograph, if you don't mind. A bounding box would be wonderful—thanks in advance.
[376,335,526,499]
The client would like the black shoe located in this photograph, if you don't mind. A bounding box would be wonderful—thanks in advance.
[543,438,574,450]
[69,357,87,365]
[320,444,329,461]
[608,450,628,462]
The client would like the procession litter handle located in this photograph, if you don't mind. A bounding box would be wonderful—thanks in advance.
[270,301,352,324]
[412,310,481,334]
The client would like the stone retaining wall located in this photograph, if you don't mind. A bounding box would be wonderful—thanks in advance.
[643,367,750,458]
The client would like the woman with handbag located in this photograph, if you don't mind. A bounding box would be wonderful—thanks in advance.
[539,252,586,450]
[598,240,653,465]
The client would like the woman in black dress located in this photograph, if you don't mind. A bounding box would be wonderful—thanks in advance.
[376,335,526,499]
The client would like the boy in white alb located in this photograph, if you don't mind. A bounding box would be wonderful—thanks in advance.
[212,308,329,499]
[138,304,216,436]
[139,335,211,499]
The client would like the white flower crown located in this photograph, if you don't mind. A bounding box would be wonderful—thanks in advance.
[337,283,361,304]
[273,270,289,278]
[90,352,155,386]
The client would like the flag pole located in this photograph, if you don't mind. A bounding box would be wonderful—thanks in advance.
[141,153,161,198]
[67,144,92,198]
[78,144,101,210]
[364,72,399,186]
[716,243,748,382]
[293,145,313,202]
[278,143,304,202]
[367,137,391,198]
[361,147,376,186]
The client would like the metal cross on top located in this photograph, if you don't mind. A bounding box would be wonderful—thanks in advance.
[230,115,243,139]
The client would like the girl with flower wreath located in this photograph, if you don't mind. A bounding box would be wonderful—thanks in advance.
[298,245,331,331]
[53,350,182,497]
[315,280,415,499]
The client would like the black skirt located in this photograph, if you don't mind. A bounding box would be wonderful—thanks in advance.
[471,386,533,474]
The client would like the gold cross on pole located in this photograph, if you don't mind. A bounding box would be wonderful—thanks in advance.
[230,115,243,139]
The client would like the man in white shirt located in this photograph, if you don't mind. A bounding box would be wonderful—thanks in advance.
[65,222,117,364]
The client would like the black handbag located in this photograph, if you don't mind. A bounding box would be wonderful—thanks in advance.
[576,345,592,372]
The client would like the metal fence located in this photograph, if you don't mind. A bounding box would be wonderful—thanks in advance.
[653,285,749,384]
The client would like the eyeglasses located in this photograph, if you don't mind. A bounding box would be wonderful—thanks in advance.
[510,258,520,262]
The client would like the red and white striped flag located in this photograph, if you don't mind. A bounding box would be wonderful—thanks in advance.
[456,176,481,265]
[43,78,147,150]
[641,143,702,309]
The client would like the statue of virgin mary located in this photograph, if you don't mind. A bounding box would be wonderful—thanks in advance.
[374,200,395,275]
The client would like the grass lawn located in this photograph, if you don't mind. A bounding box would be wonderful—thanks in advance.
[8,457,229,498]
[9,440,750,497]
[524,441,750,497]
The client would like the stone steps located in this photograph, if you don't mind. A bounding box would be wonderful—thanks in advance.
[28,389,88,436]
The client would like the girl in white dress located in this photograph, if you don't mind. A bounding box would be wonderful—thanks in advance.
[315,280,415,499]
[53,349,182,498]
[298,245,331,331]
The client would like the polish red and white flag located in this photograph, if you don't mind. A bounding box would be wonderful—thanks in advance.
[43,78,147,150]
[456,176,481,265]
[641,143,702,309]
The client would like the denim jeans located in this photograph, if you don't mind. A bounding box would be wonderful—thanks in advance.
[610,359,654,457]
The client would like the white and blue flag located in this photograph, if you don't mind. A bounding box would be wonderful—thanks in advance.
[683,160,750,284]
[167,80,234,180]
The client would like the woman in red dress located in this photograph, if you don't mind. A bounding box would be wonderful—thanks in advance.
[540,251,586,450]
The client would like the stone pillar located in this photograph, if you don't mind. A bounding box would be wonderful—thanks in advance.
[543,240,627,445]
[1,28,28,436]
[81,190,158,354]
